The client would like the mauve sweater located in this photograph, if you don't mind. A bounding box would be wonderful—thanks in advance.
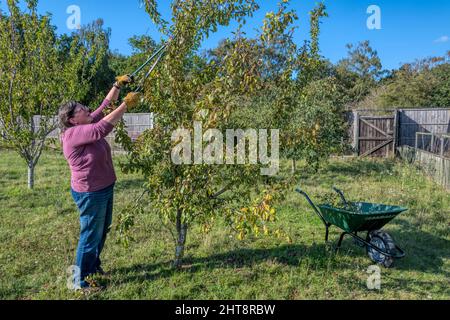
[61,99,116,193]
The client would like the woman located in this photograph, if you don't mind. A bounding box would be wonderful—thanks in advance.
[58,75,140,289]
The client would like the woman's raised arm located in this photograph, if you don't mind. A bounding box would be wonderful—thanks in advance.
[103,92,141,126]
[90,75,134,122]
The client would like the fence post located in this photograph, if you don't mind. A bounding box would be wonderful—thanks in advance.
[353,111,359,156]
[431,133,435,153]
[415,132,419,150]
[393,109,399,156]
[441,136,444,157]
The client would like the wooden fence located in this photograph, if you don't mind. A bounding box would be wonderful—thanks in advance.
[398,145,450,190]
[349,108,450,158]
[352,112,396,157]
[415,132,450,158]
[11,109,450,158]
[397,108,450,147]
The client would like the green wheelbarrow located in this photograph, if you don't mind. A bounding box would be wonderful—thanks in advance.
[296,187,407,267]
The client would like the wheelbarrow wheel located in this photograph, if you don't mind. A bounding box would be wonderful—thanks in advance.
[366,230,396,268]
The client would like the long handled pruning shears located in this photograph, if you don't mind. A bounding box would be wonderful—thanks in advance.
[129,34,175,92]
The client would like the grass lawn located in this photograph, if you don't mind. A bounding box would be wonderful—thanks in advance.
[0,148,449,300]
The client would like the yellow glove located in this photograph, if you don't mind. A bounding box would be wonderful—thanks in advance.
[124,92,141,108]
[115,74,133,88]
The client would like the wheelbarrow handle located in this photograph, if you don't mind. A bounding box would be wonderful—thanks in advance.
[296,187,328,227]
[332,186,348,206]
[351,233,406,259]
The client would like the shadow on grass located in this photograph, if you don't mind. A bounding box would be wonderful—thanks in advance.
[388,218,450,275]
[109,222,450,288]
[109,243,334,285]
[327,219,450,277]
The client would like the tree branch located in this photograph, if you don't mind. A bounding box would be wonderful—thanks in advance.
[209,183,233,199]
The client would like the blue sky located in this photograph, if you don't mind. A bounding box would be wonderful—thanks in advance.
[1,0,449,70]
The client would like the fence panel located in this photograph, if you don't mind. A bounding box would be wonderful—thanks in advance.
[397,108,450,147]
[398,146,450,190]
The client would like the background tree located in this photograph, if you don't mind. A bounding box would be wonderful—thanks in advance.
[335,40,387,107]
[286,76,347,171]
[275,2,346,172]
[0,0,109,188]
[209,2,345,173]
[358,52,450,109]
[58,18,112,107]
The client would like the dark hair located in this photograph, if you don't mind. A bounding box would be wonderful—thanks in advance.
[58,101,78,132]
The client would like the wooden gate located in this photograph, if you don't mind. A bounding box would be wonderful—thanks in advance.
[355,115,396,157]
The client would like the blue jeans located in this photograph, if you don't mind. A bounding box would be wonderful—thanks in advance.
[71,183,114,288]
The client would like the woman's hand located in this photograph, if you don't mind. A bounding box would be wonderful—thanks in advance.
[103,92,141,126]
[115,74,134,88]
[105,75,134,107]
[124,92,141,108]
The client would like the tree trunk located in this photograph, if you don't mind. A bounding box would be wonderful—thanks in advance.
[27,162,34,189]
[291,159,296,174]
[173,209,188,269]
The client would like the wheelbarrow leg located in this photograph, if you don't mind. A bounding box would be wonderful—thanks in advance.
[336,232,348,253]
[325,224,330,242]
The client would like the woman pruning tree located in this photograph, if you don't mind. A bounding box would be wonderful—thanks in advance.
[58,75,140,289]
